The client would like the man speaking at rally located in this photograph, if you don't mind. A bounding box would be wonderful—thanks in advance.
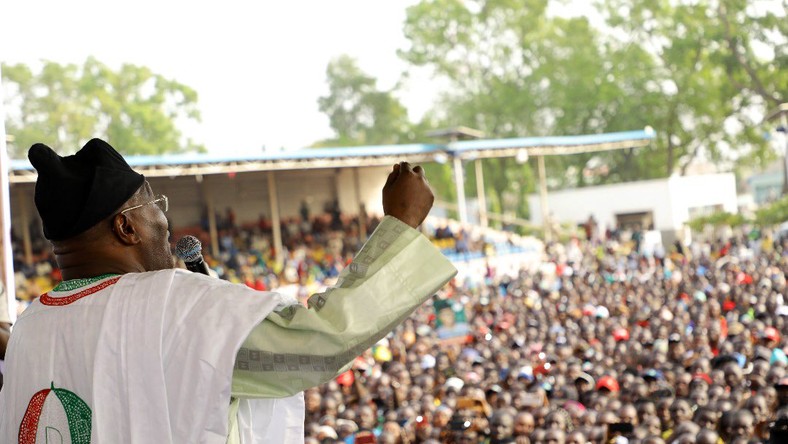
[0,138,456,443]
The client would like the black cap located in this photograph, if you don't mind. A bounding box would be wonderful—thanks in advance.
[29,139,145,241]
[711,354,739,370]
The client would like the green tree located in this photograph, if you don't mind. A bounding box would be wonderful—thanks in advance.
[399,0,648,216]
[2,57,204,157]
[755,195,788,226]
[599,0,786,174]
[400,0,786,196]
[315,55,413,147]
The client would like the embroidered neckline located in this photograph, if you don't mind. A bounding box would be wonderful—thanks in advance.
[41,275,122,306]
[51,274,119,292]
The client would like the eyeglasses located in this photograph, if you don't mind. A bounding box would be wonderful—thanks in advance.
[119,194,168,214]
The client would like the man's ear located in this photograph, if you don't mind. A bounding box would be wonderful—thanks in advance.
[112,213,142,245]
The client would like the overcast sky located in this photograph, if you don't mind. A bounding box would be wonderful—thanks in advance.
[1,0,432,155]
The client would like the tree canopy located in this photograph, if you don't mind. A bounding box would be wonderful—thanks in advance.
[2,57,204,158]
[314,55,414,147]
[400,0,785,180]
[315,0,786,222]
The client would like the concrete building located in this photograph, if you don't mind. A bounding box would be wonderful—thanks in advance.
[528,173,738,245]
[746,162,784,205]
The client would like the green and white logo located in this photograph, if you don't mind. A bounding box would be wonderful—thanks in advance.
[19,383,92,444]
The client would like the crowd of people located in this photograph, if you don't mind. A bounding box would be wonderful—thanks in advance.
[9,208,788,443]
[294,227,788,444]
[11,208,523,313]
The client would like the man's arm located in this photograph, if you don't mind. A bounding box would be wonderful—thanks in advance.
[231,163,457,398]
[231,216,455,398]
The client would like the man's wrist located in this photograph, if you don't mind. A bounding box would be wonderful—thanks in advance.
[383,213,419,229]
[379,215,421,237]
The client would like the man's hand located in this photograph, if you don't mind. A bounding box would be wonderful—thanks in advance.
[382,162,434,229]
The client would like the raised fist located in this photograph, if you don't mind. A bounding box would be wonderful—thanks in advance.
[382,162,435,229]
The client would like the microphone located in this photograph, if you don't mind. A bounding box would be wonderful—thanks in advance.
[175,235,211,276]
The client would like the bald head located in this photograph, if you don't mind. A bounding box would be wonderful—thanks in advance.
[696,429,719,444]
[514,411,535,436]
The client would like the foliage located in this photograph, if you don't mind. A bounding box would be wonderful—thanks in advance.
[2,57,204,157]
[687,211,747,232]
[688,195,788,231]
[598,0,785,175]
[422,161,458,217]
[755,195,788,227]
[314,55,414,147]
[398,0,785,187]
[400,0,665,189]
[395,0,667,218]
[312,0,785,224]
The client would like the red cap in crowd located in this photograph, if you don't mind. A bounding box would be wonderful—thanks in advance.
[762,327,781,343]
[336,370,354,387]
[596,376,620,392]
[612,328,630,342]
[692,372,712,385]
[534,363,552,376]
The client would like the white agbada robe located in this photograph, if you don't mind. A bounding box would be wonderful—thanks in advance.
[0,270,293,444]
[1,216,458,444]
[235,396,305,444]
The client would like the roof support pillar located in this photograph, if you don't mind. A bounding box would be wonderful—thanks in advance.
[537,155,552,243]
[354,167,367,239]
[17,188,33,266]
[268,171,284,265]
[453,156,468,225]
[200,176,219,258]
[474,158,488,228]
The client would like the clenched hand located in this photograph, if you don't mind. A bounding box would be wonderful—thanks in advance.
[382,162,434,229]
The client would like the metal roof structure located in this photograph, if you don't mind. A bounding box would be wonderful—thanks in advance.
[426,126,486,140]
[8,128,655,183]
[450,129,655,158]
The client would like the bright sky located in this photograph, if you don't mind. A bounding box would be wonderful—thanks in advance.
[1,0,430,155]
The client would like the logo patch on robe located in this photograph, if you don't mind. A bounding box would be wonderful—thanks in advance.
[19,383,91,444]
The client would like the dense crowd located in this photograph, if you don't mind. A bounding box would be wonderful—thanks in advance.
[10,211,788,443]
[295,226,788,444]
[12,208,523,308]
